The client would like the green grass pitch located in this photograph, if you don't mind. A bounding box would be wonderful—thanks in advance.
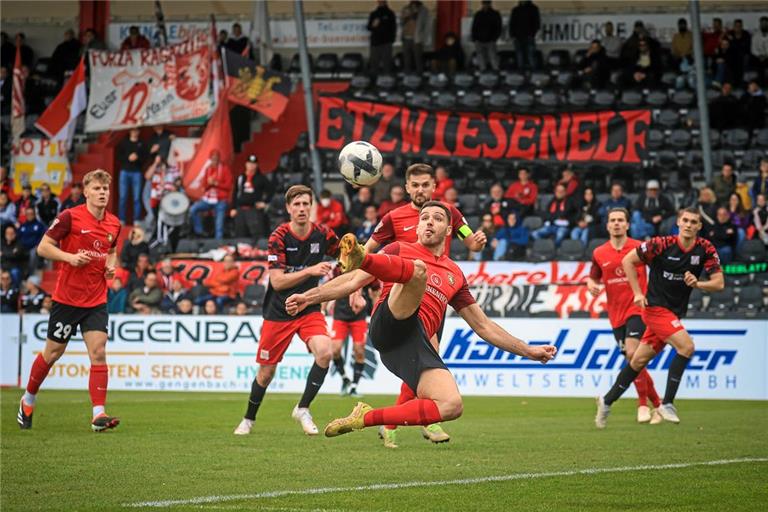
[2,389,767,511]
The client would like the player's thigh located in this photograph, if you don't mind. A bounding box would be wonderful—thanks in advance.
[386,262,427,320]
[257,320,300,365]
[416,368,463,419]
[81,305,109,362]
[665,329,695,357]
[624,337,640,359]
[299,313,334,363]
[307,335,333,363]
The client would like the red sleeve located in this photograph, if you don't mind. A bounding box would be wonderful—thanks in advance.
[503,182,518,199]
[267,228,287,270]
[371,213,395,246]
[449,275,476,311]
[450,205,469,232]
[323,224,340,257]
[589,255,602,280]
[521,182,538,205]
[702,239,722,275]
[379,241,401,255]
[111,224,121,249]
[636,236,667,264]
[46,209,72,241]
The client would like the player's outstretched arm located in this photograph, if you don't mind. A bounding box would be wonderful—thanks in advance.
[36,235,91,267]
[621,250,647,308]
[285,269,375,316]
[457,303,557,363]
[269,262,332,291]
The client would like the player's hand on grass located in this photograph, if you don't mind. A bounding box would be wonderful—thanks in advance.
[285,293,308,316]
[528,345,557,363]
[307,262,332,277]
[587,281,603,297]
[633,292,648,308]
[67,252,92,267]
[684,271,699,288]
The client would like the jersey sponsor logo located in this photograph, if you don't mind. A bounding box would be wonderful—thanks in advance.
[286,247,298,251]
[425,284,448,304]
[268,255,278,261]
[662,270,684,281]
[691,255,700,265]
[403,225,416,231]
[310,243,320,254]
[430,273,443,287]
[260,349,270,360]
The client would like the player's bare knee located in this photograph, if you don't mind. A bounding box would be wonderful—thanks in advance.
[439,396,463,421]
[677,340,695,358]
[256,365,276,387]
[89,346,107,365]
[313,341,334,366]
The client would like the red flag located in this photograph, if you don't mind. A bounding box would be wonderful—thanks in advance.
[35,57,87,144]
[182,96,233,201]
[11,44,25,141]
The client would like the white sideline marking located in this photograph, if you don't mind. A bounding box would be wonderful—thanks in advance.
[125,457,768,508]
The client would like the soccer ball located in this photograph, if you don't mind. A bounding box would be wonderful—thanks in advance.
[338,141,383,187]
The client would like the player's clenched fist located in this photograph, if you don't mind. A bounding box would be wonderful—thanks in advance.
[527,345,557,363]
[308,262,332,277]
[683,271,699,288]
[285,293,308,316]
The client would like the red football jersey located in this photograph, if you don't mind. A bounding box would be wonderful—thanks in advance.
[374,242,475,339]
[371,203,469,254]
[589,238,648,328]
[46,204,121,308]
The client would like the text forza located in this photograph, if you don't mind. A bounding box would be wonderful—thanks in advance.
[317,97,651,164]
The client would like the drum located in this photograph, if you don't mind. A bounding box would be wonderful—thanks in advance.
[158,192,190,227]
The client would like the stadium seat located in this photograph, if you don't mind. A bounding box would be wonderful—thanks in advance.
[669,129,692,150]
[401,73,423,91]
[556,239,584,261]
[756,128,768,147]
[619,90,643,108]
[428,73,449,90]
[554,71,573,88]
[687,288,704,312]
[537,90,560,108]
[529,239,556,262]
[450,238,469,259]
[567,90,590,108]
[711,149,735,169]
[408,92,431,109]
[585,238,607,261]
[722,128,750,149]
[660,71,678,87]
[315,53,339,74]
[754,272,768,287]
[435,92,457,109]
[707,288,735,315]
[453,72,475,90]
[738,239,767,262]
[654,150,679,168]
[350,74,371,91]
[708,129,722,149]
[175,239,200,253]
[339,53,364,74]
[459,92,484,109]
[459,194,480,215]
[546,49,570,69]
[243,284,266,308]
[647,129,665,150]
[375,75,396,91]
[671,89,694,107]
[529,71,550,88]
[384,91,405,104]
[503,71,527,88]
[646,89,668,107]
[522,216,543,231]
[572,49,587,68]
[478,71,500,89]
[464,215,480,230]
[705,88,720,102]
[725,273,750,288]
[487,92,510,109]
[289,53,313,73]
[742,149,766,170]
[512,91,535,109]
[684,109,700,128]
[657,109,680,128]
[593,90,615,108]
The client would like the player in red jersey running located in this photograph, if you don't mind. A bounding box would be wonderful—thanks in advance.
[234,185,340,436]
[17,170,122,432]
[365,163,487,446]
[587,208,663,424]
[286,202,556,439]
[596,207,724,428]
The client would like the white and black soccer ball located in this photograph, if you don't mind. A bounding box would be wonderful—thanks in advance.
[338,141,383,187]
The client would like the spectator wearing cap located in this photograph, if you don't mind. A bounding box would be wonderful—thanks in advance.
[433,166,454,202]
[485,183,514,227]
[35,183,60,226]
[531,183,578,247]
[121,26,151,51]
[60,183,85,211]
[116,127,148,223]
[630,180,674,240]
[711,162,737,206]
[503,168,538,218]
[21,275,47,313]
[378,185,408,218]
[317,190,348,237]
[190,149,233,240]
[230,155,273,239]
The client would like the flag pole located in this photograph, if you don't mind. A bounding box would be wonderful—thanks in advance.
[294,0,323,193]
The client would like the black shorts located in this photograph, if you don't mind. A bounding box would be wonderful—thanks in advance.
[47,301,108,344]
[368,299,447,393]
[611,315,646,353]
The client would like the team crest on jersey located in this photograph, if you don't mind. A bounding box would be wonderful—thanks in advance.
[614,266,625,277]
[691,255,700,265]
[447,273,455,286]
[107,233,113,243]
[310,242,320,254]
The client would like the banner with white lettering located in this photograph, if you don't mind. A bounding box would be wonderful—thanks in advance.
[10,138,71,196]
[20,315,767,399]
[86,31,211,132]
[107,21,251,50]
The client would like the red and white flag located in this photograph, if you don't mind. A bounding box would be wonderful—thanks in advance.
[182,95,233,201]
[35,57,87,146]
[11,44,26,142]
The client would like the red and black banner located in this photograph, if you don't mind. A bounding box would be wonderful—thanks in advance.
[223,49,292,121]
[316,96,651,164]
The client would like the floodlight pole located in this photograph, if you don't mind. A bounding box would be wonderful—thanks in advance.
[294,0,324,193]
[689,0,713,183]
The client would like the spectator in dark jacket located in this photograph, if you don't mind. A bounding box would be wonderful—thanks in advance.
[60,183,85,211]
[752,158,768,205]
[493,211,529,260]
[508,1,540,70]
[578,40,609,88]
[14,33,34,68]
[226,23,251,58]
[0,32,13,69]
[116,128,147,223]
[35,184,59,226]
[15,185,36,224]
[570,188,600,247]
[81,28,106,56]
[349,186,374,228]
[107,277,128,314]
[21,275,47,313]
[49,29,81,87]
[711,162,737,206]
[728,19,751,83]
[120,227,150,270]
[147,124,173,160]
[120,26,151,51]
[709,82,741,130]
[0,270,19,313]
[434,32,465,74]
[742,81,766,131]
[471,1,503,71]
[707,207,738,263]
[697,187,719,233]
[230,155,273,239]
[160,279,188,314]
[630,180,674,239]
[711,37,741,87]
[368,1,397,74]
[18,207,45,270]
[532,184,578,247]
[1,224,27,285]
[622,36,660,88]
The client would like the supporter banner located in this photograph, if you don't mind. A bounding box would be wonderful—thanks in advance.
[107,21,251,50]
[223,49,292,121]
[86,31,212,132]
[1,315,20,387]
[10,138,71,196]
[169,259,269,291]
[19,315,767,399]
[317,96,650,164]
